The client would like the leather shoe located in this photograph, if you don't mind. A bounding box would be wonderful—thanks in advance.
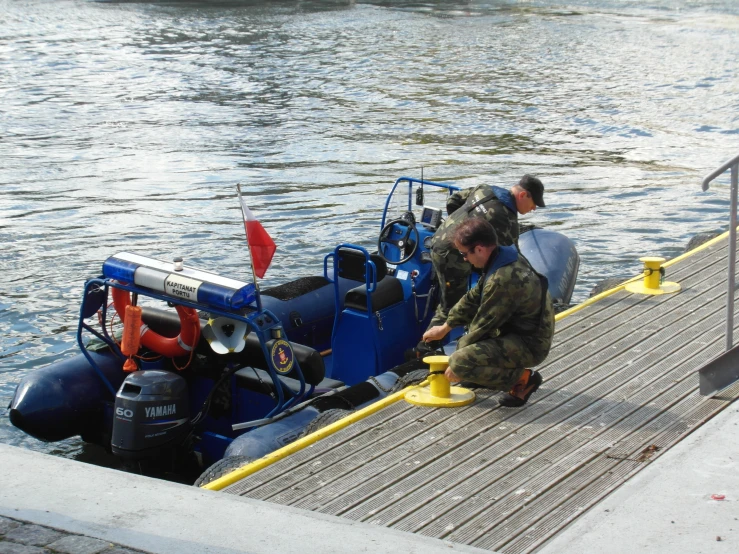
[498,370,542,408]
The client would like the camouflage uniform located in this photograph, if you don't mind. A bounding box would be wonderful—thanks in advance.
[445,245,554,390]
[427,184,519,328]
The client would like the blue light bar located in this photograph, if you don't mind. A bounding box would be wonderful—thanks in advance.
[102,252,256,311]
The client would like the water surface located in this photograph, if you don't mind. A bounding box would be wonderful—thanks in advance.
[1,0,738,465]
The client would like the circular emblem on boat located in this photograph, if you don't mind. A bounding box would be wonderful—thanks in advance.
[270,339,294,374]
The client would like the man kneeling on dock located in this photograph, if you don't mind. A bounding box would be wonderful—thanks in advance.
[421,218,554,407]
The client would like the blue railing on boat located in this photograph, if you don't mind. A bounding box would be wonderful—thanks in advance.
[76,275,311,423]
[380,176,460,229]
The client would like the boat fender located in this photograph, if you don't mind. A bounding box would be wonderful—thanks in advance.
[112,286,201,360]
[212,363,428,476]
[296,408,353,439]
[194,455,255,488]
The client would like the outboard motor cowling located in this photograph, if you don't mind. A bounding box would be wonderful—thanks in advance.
[111,370,190,460]
[519,228,580,305]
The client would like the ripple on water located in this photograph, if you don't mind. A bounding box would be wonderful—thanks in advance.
[2,0,739,469]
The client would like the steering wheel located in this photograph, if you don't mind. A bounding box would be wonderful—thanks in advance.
[378,216,420,265]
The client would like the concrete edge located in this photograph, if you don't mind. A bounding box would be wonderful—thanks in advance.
[0,444,491,554]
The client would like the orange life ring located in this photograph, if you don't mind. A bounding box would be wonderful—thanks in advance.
[111,285,201,360]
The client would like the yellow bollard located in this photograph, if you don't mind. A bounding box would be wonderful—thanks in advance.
[624,257,681,295]
[404,355,476,408]
[642,257,663,289]
[427,355,451,398]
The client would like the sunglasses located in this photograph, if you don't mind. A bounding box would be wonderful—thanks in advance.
[458,246,476,259]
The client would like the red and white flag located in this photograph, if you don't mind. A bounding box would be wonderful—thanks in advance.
[240,197,276,279]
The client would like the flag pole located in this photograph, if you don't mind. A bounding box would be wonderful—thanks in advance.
[237,183,264,314]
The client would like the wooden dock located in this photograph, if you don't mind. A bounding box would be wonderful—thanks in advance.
[219,236,739,553]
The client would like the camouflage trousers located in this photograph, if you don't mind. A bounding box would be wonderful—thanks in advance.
[427,247,471,329]
[448,334,537,391]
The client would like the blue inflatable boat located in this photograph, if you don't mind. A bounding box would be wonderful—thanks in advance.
[8,177,579,479]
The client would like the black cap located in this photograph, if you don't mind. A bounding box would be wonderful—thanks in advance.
[518,175,545,208]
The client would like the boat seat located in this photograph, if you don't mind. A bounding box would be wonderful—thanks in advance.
[234,368,345,396]
[344,276,404,312]
[334,247,403,312]
[336,249,388,282]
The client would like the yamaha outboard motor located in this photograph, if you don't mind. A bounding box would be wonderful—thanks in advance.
[519,228,580,305]
[111,370,191,460]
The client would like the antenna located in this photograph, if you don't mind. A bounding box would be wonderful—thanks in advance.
[416,167,425,206]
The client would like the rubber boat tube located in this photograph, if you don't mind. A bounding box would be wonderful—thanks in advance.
[222,363,414,461]
[8,350,126,442]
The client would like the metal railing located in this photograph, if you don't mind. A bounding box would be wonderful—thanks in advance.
[702,152,739,351]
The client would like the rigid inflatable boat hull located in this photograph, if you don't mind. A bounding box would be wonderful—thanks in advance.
[9,350,125,442]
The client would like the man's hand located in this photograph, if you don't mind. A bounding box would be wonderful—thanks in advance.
[444,366,461,384]
[422,323,451,343]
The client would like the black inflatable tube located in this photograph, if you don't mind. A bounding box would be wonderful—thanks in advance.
[9,350,125,442]
[141,307,325,386]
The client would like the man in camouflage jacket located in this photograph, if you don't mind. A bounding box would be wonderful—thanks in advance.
[422,217,554,407]
[427,174,546,330]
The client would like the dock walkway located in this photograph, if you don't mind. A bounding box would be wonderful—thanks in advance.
[219,236,739,552]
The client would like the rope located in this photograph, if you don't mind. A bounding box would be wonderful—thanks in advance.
[389,369,430,393]
[644,266,666,285]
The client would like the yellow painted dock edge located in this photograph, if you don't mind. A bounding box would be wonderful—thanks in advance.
[202,228,730,491]
[554,228,730,322]
[202,379,429,490]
